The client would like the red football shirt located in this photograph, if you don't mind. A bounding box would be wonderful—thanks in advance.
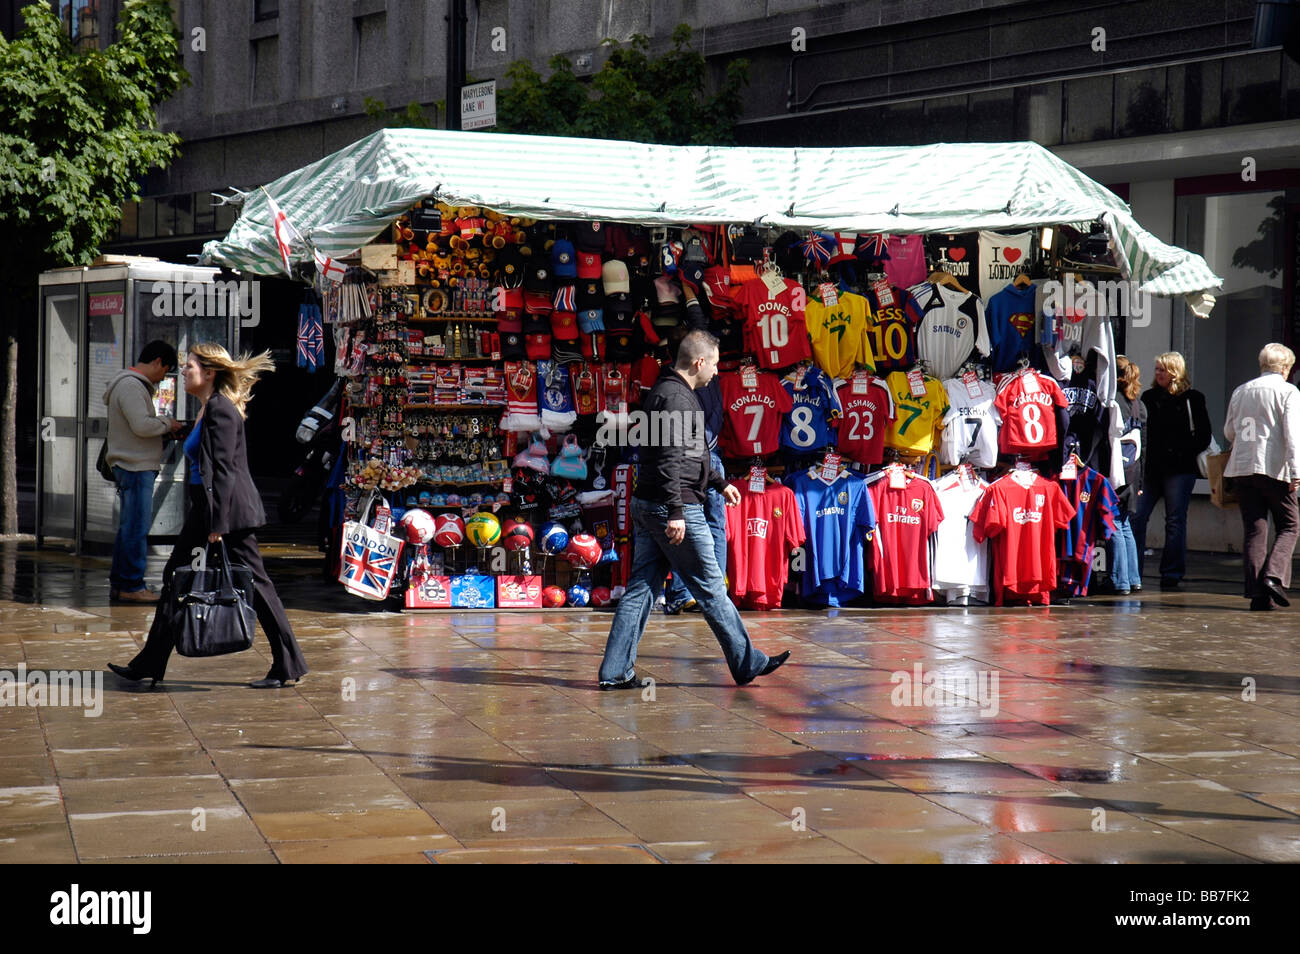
[970,471,1075,605]
[719,370,794,456]
[868,474,945,603]
[733,277,813,369]
[834,374,895,467]
[724,481,806,608]
[994,370,1068,458]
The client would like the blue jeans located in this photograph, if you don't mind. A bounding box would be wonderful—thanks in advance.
[1132,472,1198,583]
[665,486,727,606]
[110,467,157,592]
[1108,511,1141,591]
[599,497,768,685]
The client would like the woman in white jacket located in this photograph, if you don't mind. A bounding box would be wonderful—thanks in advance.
[1223,343,1300,611]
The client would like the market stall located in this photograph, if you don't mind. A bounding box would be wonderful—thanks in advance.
[201,128,1222,609]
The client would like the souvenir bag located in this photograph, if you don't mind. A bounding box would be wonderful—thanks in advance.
[338,493,406,600]
[1188,399,1221,478]
[168,541,257,658]
[551,434,588,479]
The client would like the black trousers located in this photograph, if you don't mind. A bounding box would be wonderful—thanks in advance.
[130,485,309,681]
[1236,474,1299,597]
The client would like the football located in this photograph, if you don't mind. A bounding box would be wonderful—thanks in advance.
[542,585,567,607]
[567,583,591,607]
[564,533,602,569]
[501,516,535,552]
[591,586,612,606]
[398,508,437,544]
[539,522,570,555]
[432,513,466,548]
[465,511,502,547]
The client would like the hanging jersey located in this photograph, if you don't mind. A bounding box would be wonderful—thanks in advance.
[868,472,945,603]
[882,234,928,289]
[995,370,1068,458]
[780,365,842,453]
[719,369,794,457]
[1057,465,1119,596]
[805,291,872,379]
[834,373,895,467]
[786,469,877,605]
[1063,384,1106,466]
[1043,283,1117,401]
[927,233,979,286]
[939,376,1001,468]
[971,471,1075,605]
[976,230,1033,302]
[985,283,1036,372]
[906,282,990,381]
[931,471,991,603]
[724,481,805,609]
[883,370,949,455]
[863,284,915,372]
[733,277,812,369]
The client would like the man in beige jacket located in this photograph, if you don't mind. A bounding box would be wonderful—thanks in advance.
[1223,343,1300,611]
[105,341,182,602]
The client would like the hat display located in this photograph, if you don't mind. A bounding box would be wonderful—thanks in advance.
[601,259,630,294]
[551,310,579,340]
[551,239,577,278]
[576,278,605,310]
[496,245,526,286]
[576,251,602,280]
[578,308,605,333]
[525,332,551,361]
[524,261,553,292]
[500,332,525,361]
[524,290,553,315]
[574,221,606,252]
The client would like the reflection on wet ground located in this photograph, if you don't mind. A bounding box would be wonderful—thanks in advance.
[1,538,1296,863]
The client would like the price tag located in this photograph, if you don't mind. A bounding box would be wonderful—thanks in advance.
[1021,371,1039,393]
[888,465,907,489]
[763,271,786,296]
[1060,459,1077,481]
[373,503,392,536]
[872,279,894,308]
[907,368,926,397]
[819,282,839,307]
[962,370,982,399]
[820,453,841,482]
[502,477,513,494]
[741,365,758,389]
[794,364,808,389]
[748,467,766,493]
[852,371,870,395]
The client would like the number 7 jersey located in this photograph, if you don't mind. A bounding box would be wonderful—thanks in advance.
[883,370,949,455]
[719,370,795,457]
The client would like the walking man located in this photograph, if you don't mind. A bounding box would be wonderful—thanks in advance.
[598,329,791,688]
[1223,343,1300,610]
[104,340,183,603]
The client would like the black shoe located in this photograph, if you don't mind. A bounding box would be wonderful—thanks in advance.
[250,674,301,689]
[738,650,791,685]
[1264,577,1290,607]
[1159,579,1182,592]
[1250,595,1274,611]
[598,674,639,691]
[107,662,158,687]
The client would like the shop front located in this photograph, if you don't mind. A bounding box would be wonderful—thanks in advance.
[199,129,1222,611]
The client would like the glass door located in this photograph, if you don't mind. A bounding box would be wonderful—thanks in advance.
[39,293,81,540]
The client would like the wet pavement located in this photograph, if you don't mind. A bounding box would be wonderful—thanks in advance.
[1,536,1297,864]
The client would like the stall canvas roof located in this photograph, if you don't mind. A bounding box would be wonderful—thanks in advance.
[199,128,1221,298]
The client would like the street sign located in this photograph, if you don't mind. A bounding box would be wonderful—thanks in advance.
[461,80,497,130]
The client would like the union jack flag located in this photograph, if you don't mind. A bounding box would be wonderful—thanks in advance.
[297,304,323,371]
[341,537,401,599]
[855,233,891,263]
[798,231,836,267]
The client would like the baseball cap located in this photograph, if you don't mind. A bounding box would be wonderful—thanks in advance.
[602,259,630,294]
[525,333,551,361]
[574,221,606,252]
[551,310,579,340]
[496,245,526,286]
[576,278,605,310]
[578,308,605,333]
[524,261,553,292]
[551,240,577,278]
[576,251,602,280]
[500,332,525,361]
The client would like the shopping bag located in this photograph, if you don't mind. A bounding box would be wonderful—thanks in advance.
[338,493,405,600]
[168,542,257,657]
[1205,451,1237,509]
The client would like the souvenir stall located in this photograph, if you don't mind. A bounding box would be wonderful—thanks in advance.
[201,129,1222,610]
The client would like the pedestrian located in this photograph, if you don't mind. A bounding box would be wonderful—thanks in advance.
[663,280,725,615]
[598,329,790,689]
[104,340,183,603]
[1108,355,1146,595]
[108,344,309,689]
[1131,351,1211,591]
[1223,343,1300,611]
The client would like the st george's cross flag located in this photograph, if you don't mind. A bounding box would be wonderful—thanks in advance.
[262,188,303,277]
[313,246,348,283]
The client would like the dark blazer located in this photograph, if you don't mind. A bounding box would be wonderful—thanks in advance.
[633,365,726,522]
[198,391,267,536]
[1140,385,1211,480]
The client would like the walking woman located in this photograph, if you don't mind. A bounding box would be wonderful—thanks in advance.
[1132,351,1212,591]
[1108,355,1147,594]
[108,344,309,688]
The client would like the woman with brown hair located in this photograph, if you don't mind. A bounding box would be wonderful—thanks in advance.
[1132,351,1212,591]
[1108,355,1146,594]
[108,344,309,688]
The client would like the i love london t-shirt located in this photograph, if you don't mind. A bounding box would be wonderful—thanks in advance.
[927,233,979,288]
[977,230,1033,302]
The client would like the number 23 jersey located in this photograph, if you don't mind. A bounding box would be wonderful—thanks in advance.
[883,370,949,455]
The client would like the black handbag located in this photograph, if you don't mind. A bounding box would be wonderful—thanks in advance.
[95,442,117,482]
[168,542,257,657]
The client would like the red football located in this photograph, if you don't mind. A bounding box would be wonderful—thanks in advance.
[542,585,567,607]
[591,586,612,607]
[564,533,602,569]
[433,513,466,548]
[502,516,535,552]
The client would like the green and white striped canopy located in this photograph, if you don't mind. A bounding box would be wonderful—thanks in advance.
[200,128,1221,299]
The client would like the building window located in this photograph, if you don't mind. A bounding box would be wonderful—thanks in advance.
[58,0,99,51]
[354,14,386,89]
[254,0,279,22]
[193,192,216,233]
[251,35,280,103]
[118,201,138,240]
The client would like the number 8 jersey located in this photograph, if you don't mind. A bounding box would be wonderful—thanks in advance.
[733,277,813,370]
[994,369,1068,459]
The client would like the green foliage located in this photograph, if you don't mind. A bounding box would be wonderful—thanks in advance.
[497,24,749,145]
[365,97,436,128]
[0,0,187,286]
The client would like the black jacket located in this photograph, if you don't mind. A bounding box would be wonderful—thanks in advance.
[199,392,267,536]
[634,366,726,521]
[1140,386,1211,480]
[1115,391,1147,510]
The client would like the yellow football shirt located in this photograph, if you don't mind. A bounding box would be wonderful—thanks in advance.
[805,291,874,379]
[883,370,949,454]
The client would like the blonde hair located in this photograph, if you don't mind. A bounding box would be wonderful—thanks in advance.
[1259,343,1296,375]
[1116,354,1141,401]
[190,343,275,417]
[1155,351,1190,395]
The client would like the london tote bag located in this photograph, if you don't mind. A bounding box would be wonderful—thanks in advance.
[338,493,405,600]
